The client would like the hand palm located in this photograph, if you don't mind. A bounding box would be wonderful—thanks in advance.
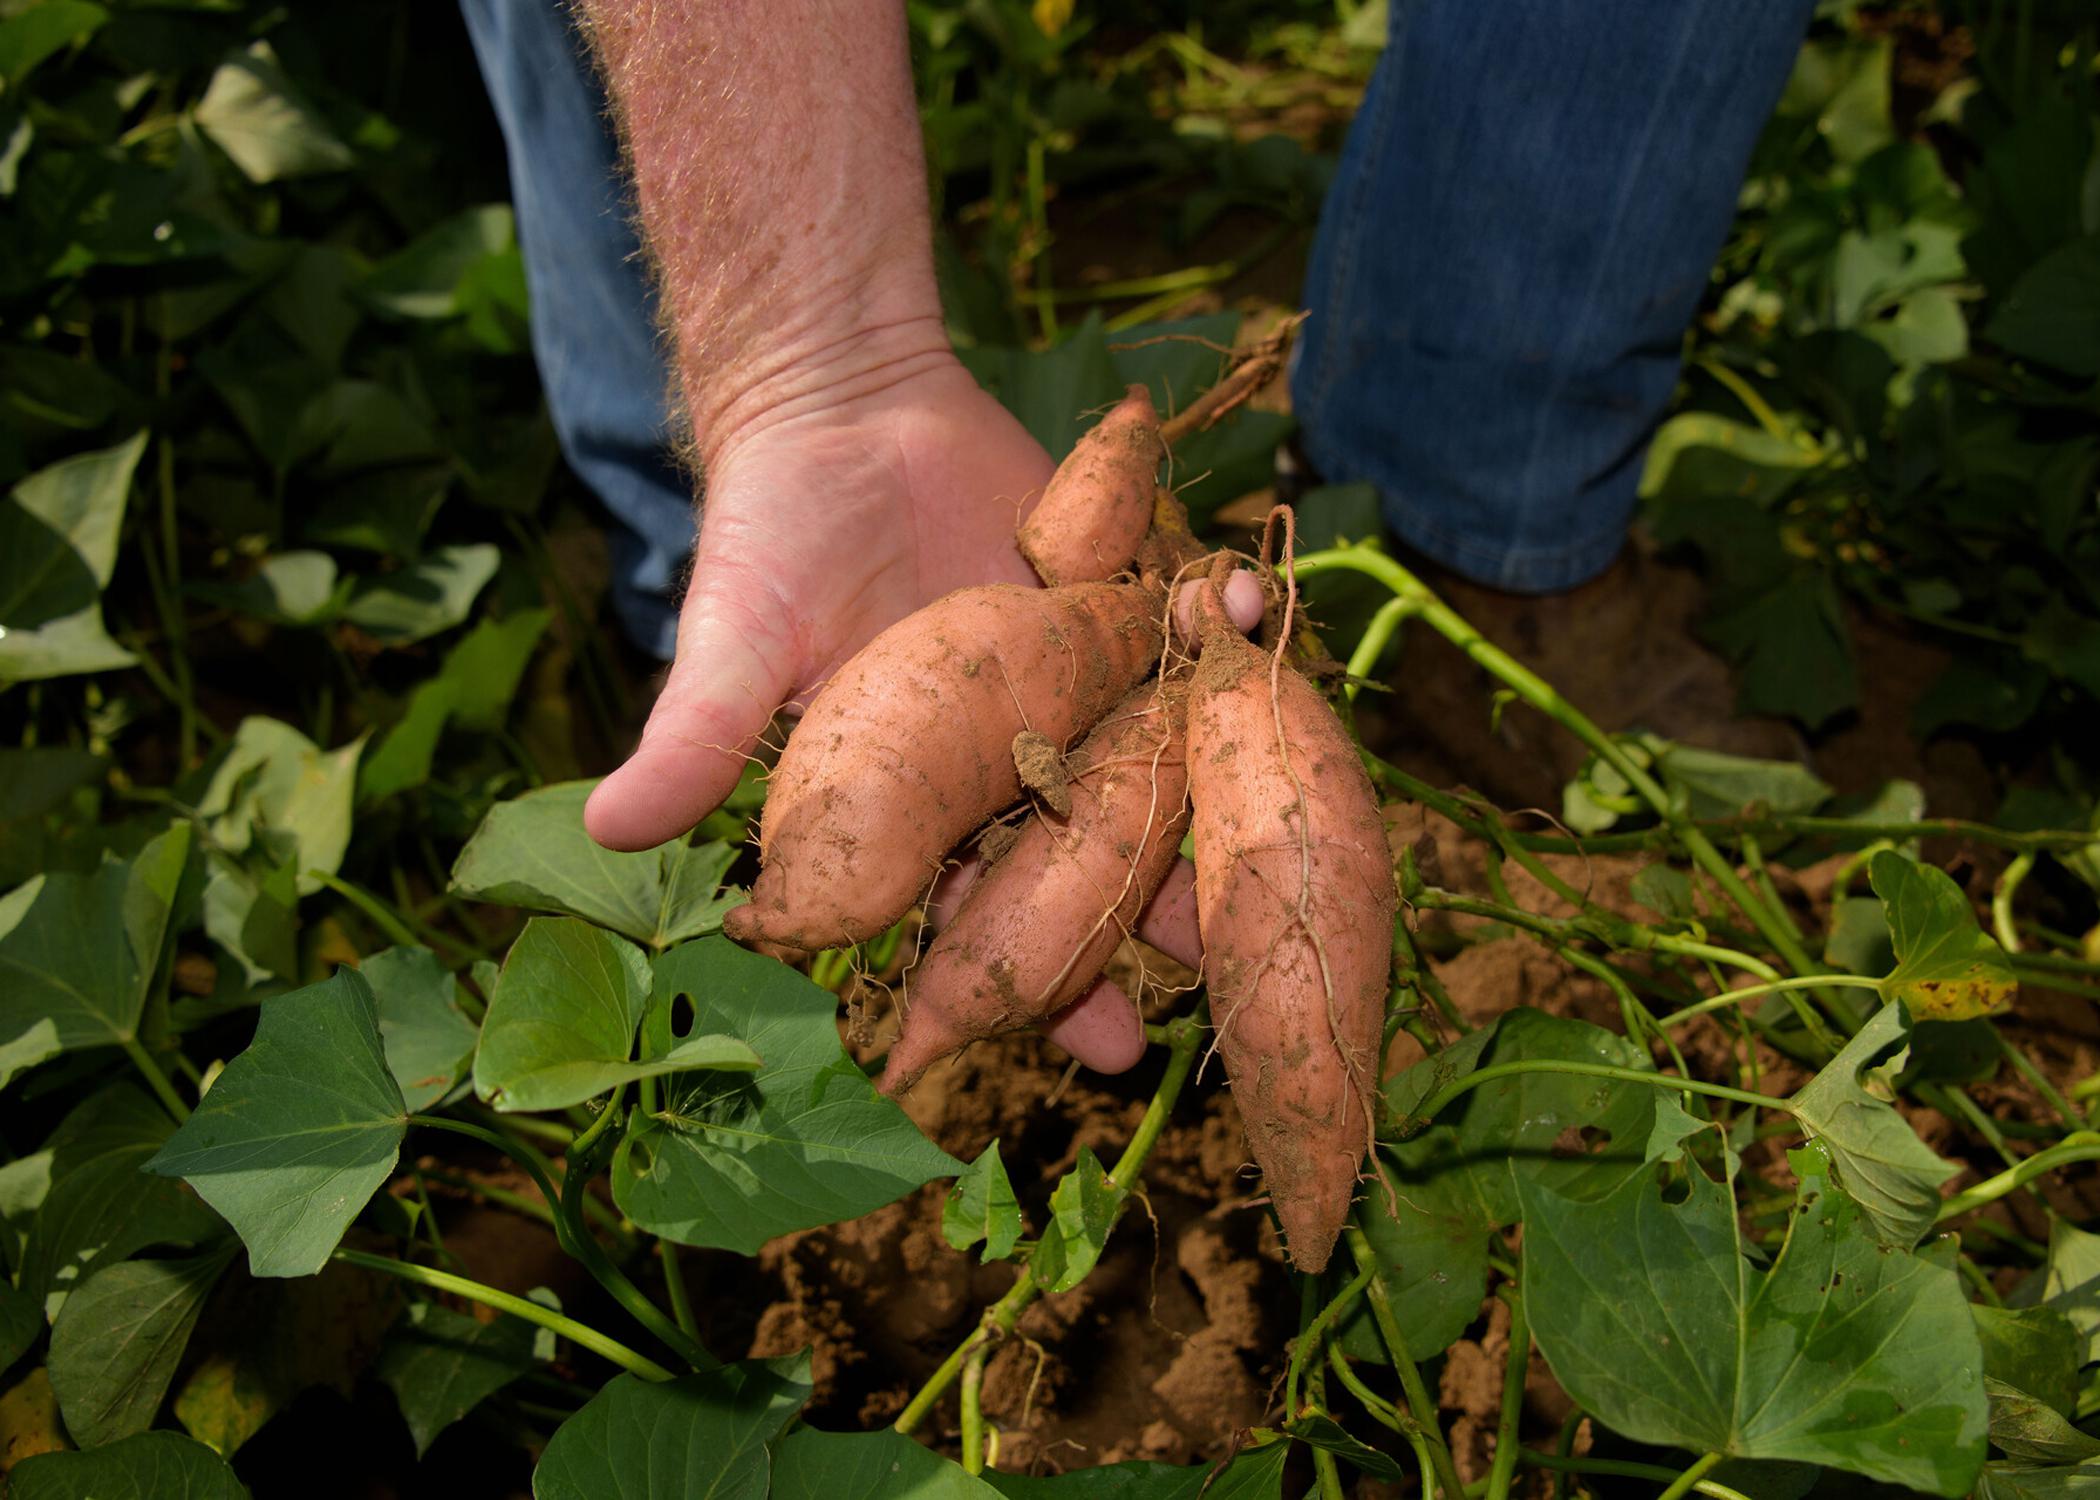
[585,367,1051,851]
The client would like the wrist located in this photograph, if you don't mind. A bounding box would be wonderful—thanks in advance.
[691,305,962,469]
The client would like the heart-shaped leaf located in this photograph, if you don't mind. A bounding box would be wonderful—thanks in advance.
[533,1361,810,1500]
[147,968,406,1277]
[1522,1143,1986,1496]
[613,938,960,1254]
[472,917,756,1113]
[48,1246,235,1447]
[0,432,145,684]
[1870,850,2017,1020]
[376,1299,547,1457]
[10,1430,250,1499]
[451,782,744,949]
[943,1140,1022,1263]
[1787,1002,1957,1248]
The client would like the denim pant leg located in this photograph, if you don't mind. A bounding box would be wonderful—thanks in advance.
[1293,0,1816,594]
[458,0,692,659]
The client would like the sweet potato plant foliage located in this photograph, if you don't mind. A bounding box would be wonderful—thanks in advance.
[3,2,2100,1498]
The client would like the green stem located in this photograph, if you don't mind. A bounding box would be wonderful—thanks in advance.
[1663,974,1883,1029]
[1937,1135,2100,1221]
[1484,1287,1528,1500]
[959,1340,989,1475]
[1515,1449,1751,1500]
[1288,1265,1373,1417]
[894,1011,1206,1437]
[1658,1453,1728,1500]
[1993,853,2035,953]
[661,1241,700,1346]
[332,1248,672,1381]
[123,1038,190,1122]
[1400,1060,1788,1137]
[1344,596,1416,702]
[1325,1345,1406,1434]
[408,1113,708,1370]
[1345,1222,1467,1500]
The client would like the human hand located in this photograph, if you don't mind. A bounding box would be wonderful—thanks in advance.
[582,335,1260,1074]
[585,350,1050,853]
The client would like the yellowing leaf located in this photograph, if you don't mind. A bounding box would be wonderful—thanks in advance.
[1870,851,2017,1020]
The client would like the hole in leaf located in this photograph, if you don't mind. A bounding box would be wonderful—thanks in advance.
[670,992,696,1040]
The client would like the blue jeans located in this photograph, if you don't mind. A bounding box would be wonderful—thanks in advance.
[1293,0,1817,592]
[458,0,689,658]
[462,0,1816,658]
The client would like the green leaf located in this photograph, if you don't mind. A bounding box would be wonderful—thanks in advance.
[9,1430,250,1500]
[19,1085,224,1319]
[0,824,190,1087]
[472,917,754,1112]
[361,205,515,320]
[47,1247,234,1447]
[533,1362,811,1500]
[0,747,103,822]
[197,717,361,896]
[192,43,353,184]
[361,945,479,1112]
[375,1300,540,1457]
[0,3,108,88]
[1989,1378,2100,1466]
[1870,851,2017,1020]
[1630,863,1697,920]
[1521,1144,1986,1495]
[199,857,298,988]
[439,607,551,730]
[0,432,145,684]
[193,551,345,627]
[1987,238,2100,378]
[340,543,498,645]
[959,313,1121,461]
[1976,1460,2100,1498]
[772,1427,999,1499]
[147,968,406,1277]
[1787,1002,1957,1248]
[942,1140,1022,1262]
[451,781,745,949]
[981,1441,1289,1498]
[0,1278,38,1369]
[2041,1221,2100,1364]
[1356,1009,1661,1360]
[1029,1145,1115,1293]
[170,1258,398,1456]
[613,938,961,1254]
[1284,1413,1407,1480]
[1701,573,1859,730]
[1823,896,1895,976]
[357,677,457,804]
[1648,739,1834,821]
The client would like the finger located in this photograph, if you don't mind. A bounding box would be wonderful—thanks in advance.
[1038,977,1147,1074]
[1133,857,1202,968]
[1172,569,1265,643]
[585,572,800,851]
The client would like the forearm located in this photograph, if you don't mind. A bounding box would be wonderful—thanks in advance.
[579,0,947,464]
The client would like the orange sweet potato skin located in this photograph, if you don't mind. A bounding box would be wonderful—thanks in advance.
[1186,627,1393,1273]
[880,680,1189,1091]
[725,582,1165,951]
[1017,385,1162,587]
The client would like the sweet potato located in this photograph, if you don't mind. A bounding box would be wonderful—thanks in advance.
[880,679,1190,1091]
[1186,611,1393,1273]
[725,582,1165,951]
[1017,385,1163,587]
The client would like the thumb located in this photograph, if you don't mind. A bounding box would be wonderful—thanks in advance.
[585,577,800,851]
